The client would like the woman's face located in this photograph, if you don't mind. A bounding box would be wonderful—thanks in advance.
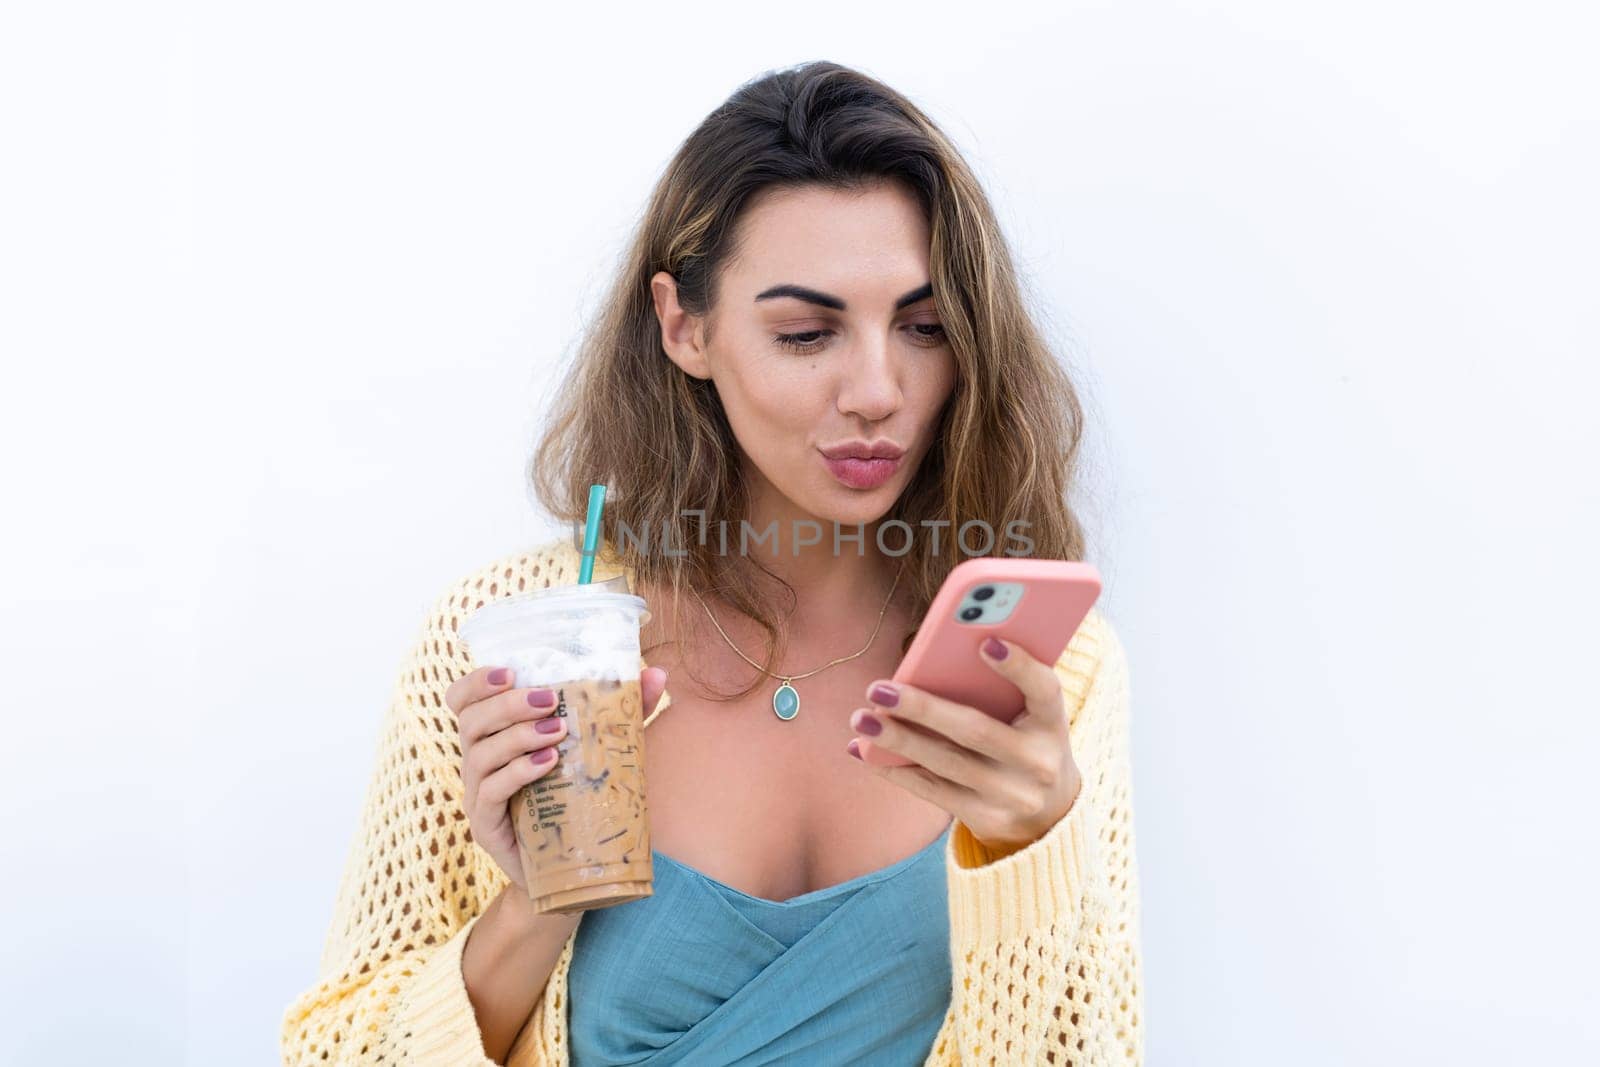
[652,180,958,533]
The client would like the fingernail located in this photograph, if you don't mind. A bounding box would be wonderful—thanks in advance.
[854,711,882,737]
[867,683,899,708]
[488,668,509,685]
[536,717,564,733]
[847,739,862,760]
[982,637,1008,660]
[532,748,557,763]
[528,688,556,708]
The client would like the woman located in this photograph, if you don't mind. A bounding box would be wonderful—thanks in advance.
[282,60,1143,1066]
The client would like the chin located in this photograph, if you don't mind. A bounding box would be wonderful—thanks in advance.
[810,481,902,528]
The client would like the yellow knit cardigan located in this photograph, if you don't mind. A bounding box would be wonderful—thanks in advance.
[281,538,1145,1065]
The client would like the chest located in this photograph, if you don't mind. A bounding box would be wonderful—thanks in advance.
[638,628,951,903]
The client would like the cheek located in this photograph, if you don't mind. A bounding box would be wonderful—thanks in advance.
[713,352,829,473]
[906,350,958,413]
[723,352,829,424]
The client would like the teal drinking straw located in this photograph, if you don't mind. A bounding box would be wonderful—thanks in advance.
[577,483,606,585]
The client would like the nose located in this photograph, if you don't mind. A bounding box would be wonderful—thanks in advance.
[836,335,902,423]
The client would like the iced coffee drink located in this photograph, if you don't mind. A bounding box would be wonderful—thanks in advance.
[511,674,651,912]
[459,579,654,913]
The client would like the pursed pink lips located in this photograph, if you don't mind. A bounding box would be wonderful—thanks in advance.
[818,440,905,490]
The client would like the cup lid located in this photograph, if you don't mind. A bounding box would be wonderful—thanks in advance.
[459,579,650,639]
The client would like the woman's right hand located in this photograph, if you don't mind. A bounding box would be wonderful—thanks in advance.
[448,664,668,892]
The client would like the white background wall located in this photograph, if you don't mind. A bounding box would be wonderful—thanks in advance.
[3,1,1595,1063]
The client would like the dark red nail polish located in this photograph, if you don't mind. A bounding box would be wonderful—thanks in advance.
[982,637,1008,660]
[868,683,899,708]
[847,739,862,760]
[855,711,882,736]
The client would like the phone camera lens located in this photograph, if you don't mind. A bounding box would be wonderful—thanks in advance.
[960,606,983,621]
[972,586,995,601]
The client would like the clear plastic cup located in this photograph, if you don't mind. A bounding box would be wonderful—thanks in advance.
[459,578,654,913]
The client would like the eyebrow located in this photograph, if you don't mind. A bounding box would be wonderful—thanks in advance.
[753,281,934,312]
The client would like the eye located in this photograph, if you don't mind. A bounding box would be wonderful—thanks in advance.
[772,322,947,354]
[773,329,832,354]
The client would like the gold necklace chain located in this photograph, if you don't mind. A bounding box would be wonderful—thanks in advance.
[690,560,907,721]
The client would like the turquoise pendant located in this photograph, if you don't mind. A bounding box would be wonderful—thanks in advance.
[772,680,800,721]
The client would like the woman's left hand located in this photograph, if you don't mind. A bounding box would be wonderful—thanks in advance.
[848,636,1083,857]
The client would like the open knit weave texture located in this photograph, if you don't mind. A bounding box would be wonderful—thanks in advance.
[281,538,1144,1065]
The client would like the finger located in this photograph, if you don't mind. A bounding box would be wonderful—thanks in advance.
[641,666,668,718]
[978,637,1067,728]
[475,744,560,811]
[460,684,560,748]
[863,680,1027,765]
[446,665,515,715]
[850,704,1005,793]
[851,735,985,817]
[466,713,568,786]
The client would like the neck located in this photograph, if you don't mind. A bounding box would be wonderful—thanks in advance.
[705,482,909,648]
[762,548,905,642]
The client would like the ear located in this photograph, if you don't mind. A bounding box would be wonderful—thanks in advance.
[650,271,713,380]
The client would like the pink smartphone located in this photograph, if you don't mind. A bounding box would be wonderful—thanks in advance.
[860,556,1102,768]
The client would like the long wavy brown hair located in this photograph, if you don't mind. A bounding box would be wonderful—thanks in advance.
[530,59,1089,702]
